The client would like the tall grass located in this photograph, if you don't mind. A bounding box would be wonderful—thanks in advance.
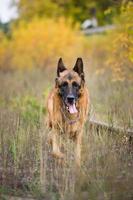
[0,68,133,200]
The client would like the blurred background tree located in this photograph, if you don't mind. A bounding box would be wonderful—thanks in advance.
[107,1,133,81]
[16,0,123,24]
[0,0,132,81]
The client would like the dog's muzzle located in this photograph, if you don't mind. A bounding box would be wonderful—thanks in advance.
[65,95,78,114]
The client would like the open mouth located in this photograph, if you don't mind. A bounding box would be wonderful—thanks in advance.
[65,102,78,114]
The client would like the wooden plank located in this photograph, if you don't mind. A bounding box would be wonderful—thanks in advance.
[89,119,133,136]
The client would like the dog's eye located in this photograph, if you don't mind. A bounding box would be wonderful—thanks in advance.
[61,81,68,88]
[72,82,79,88]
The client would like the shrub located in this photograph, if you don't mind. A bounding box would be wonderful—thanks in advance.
[107,2,133,81]
[2,17,84,70]
[0,31,12,70]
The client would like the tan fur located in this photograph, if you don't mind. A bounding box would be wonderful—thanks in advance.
[47,69,90,165]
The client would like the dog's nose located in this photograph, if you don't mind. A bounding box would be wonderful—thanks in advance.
[67,95,75,104]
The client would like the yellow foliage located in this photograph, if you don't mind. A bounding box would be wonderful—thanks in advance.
[0,2,132,82]
[85,2,133,82]
[107,2,133,81]
[9,17,84,69]
[0,31,11,70]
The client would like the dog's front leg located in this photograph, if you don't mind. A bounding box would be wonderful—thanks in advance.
[51,130,64,159]
[75,131,82,166]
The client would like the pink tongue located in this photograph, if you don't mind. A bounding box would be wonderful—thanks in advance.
[69,104,78,114]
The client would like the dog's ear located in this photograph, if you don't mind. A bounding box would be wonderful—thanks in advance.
[57,58,66,77]
[73,58,84,81]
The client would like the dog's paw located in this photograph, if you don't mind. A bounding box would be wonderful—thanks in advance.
[51,151,64,159]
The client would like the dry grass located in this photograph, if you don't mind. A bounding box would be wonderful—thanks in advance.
[0,68,133,200]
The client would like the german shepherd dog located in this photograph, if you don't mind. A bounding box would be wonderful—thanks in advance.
[47,58,90,165]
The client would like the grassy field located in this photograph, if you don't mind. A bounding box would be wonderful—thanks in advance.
[0,58,133,200]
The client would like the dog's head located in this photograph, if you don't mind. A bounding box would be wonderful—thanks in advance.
[55,58,85,114]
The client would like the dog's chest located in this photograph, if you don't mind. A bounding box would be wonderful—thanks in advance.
[63,121,81,134]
